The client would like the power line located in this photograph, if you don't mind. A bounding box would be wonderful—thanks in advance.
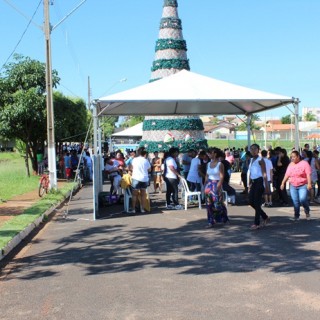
[58,83,84,99]
[2,0,42,29]
[52,2,86,84]
[0,0,42,72]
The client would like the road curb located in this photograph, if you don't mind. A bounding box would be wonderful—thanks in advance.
[0,188,76,261]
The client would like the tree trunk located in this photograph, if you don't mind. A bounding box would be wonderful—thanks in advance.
[25,144,30,177]
[28,143,38,174]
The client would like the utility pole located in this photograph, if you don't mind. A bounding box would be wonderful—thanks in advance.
[44,0,57,190]
[88,76,91,110]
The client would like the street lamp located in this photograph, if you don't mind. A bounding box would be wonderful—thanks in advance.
[43,0,86,190]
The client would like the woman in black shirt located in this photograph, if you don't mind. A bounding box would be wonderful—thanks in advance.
[275,148,290,205]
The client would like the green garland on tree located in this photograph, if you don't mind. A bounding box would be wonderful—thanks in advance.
[164,0,178,7]
[143,0,207,154]
[139,139,208,153]
[155,39,187,51]
[160,18,182,30]
[143,118,204,131]
[151,59,190,72]
[149,78,160,83]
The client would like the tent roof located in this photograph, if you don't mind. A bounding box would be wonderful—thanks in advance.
[111,122,143,137]
[95,70,295,116]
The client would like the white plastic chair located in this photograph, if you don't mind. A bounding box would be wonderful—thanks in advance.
[180,178,202,211]
[123,188,132,212]
[123,188,148,213]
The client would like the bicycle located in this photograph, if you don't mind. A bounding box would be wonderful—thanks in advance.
[39,171,50,197]
[74,165,84,189]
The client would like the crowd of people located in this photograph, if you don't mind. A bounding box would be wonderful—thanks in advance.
[36,143,94,182]
[101,142,320,229]
[36,141,319,229]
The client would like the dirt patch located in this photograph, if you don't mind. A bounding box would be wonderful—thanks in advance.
[0,181,67,228]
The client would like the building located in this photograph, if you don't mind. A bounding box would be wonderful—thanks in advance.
[111,122,142,152]
[204,121,236,139]
[262,121,295,140]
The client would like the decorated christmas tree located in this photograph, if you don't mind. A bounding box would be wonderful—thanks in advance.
[140,0,208,152]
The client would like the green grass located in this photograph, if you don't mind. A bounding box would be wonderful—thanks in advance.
[0,152,39,201]
[0,152,78,250]
[0,183,76,250]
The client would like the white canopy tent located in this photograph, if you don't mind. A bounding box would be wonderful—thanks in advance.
[111,122,143,137]
[95,70,297,116]
[91,70,299,218]
[95,70,299,151]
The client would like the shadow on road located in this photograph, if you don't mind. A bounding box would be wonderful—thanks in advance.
[4,208,320,281]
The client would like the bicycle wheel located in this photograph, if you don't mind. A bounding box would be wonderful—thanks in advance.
[75,169,83,188]
[77,174,83,189]
[38,177,47,197]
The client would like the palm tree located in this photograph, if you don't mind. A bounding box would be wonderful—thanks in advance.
[237,114,261,131]
[304,112,317,121]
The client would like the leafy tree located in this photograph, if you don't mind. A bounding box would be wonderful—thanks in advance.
[100,116,118,138]
[53,92,89,145]
[281,114,301,124]
[121,116,144,128]
[281,114,291,124]
[0,54,59,173]
[304,111,316,121]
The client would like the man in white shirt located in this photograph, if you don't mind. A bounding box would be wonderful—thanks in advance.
[164,147,183,210]
[130,150,151,213]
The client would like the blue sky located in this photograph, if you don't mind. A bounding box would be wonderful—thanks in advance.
[1,0,319,118]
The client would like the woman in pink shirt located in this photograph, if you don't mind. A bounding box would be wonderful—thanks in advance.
[225,150,235,166]
[280,151,312,221]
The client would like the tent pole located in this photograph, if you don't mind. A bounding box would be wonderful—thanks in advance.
[294,98,300,151]
[98,126,103,193]
[264,112,267,149]
[92,103,99,219]
[246,114,251,147]
[93,103,98,156]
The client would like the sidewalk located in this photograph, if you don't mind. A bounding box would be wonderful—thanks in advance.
[0,180,320,319]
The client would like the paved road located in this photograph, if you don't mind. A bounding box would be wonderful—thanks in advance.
[0,179,320,320]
